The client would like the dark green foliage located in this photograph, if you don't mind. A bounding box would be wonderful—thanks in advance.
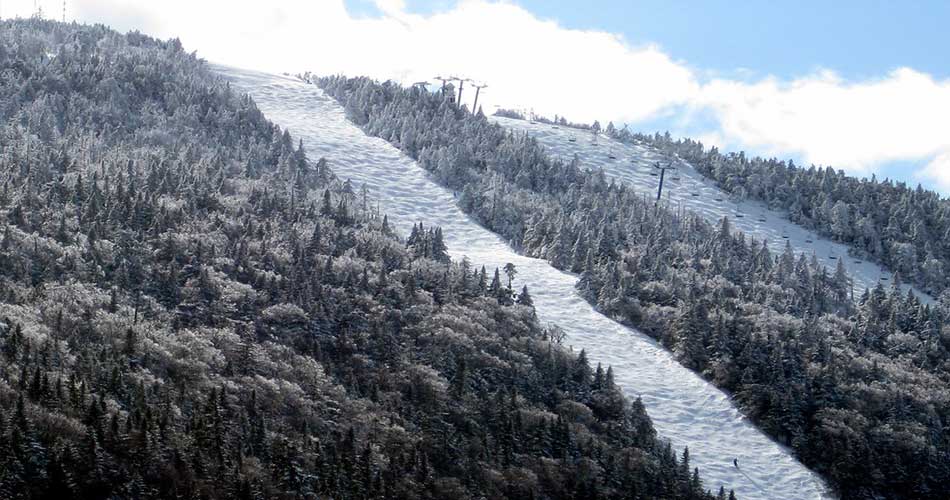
[0,18,719,500]
[318,73,950,500]
[625,131,950,298]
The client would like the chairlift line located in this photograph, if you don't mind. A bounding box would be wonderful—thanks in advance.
[491,109,910,308]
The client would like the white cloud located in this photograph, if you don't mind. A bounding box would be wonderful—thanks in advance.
[5,0,949,192]
[697,69,950,184]
[922,151,950,192]
[56,0,698,124]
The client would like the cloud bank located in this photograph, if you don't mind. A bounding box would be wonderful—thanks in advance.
[5,0,949,191]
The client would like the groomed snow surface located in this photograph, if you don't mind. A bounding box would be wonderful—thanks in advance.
[217,66,834,500]
[491,116,932,305]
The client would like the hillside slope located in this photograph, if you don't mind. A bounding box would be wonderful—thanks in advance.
[0,19,719,500]
[490,116,930,305]
[639,134,950,298]
[220,68,834,499]
[315,75,950,500]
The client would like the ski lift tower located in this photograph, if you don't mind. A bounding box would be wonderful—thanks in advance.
[434,76,451,94]
[653,162,676,203]
[412,81,430,93]
[470,82,488,114]
[452,76,471,110]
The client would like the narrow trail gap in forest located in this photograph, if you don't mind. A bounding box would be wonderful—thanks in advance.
[490,116,932,306]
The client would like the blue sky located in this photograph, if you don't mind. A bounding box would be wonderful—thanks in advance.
[350,0,950,82]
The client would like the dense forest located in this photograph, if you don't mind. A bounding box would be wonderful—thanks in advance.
[605,129,950,299]
[317,75,950,499]
[0,19,728,500]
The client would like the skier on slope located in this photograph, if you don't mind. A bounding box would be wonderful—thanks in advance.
[733,458,739,468]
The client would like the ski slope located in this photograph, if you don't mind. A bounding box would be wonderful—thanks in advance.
[216,66,834,500]
[490,117,932,304]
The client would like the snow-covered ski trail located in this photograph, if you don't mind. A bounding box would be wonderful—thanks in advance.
[491,116,931,305]
[217,66,834,500]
